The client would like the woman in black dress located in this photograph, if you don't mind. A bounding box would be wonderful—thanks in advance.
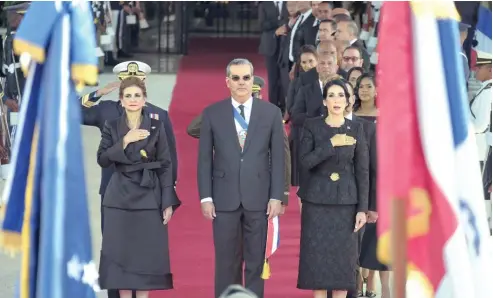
[297,79,369,298]
[354,74,390,298]
[285,45,319,212]
[97,77,181,298]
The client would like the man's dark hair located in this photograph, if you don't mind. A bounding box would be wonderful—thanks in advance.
[320,19,337,31]
[343,45,363,58]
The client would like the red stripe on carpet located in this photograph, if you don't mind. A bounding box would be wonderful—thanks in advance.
[150,38,306,298]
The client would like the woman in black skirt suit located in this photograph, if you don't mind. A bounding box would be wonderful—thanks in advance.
[353,73,391,298]
[97,77,181,298]
[297,79,369,298]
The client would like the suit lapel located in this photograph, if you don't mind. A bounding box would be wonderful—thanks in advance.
[221,99,242,153]
[243,98,260,153]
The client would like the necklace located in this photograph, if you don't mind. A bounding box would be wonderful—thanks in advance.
[324,117,344,127]
[126,115,142,129]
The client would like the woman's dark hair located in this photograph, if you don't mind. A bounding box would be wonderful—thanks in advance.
[321,79,351,117]
[347,66,364,80]
[294,45,318,78]
[353,73,376,112]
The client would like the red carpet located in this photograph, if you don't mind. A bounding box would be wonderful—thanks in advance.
[150,37,306,298]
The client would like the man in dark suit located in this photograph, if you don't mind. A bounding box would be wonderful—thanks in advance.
[198,58,286,298]
[187,75,291,203]
[335,20,370,71]
[258,1,288,110]
[300,1,333,47]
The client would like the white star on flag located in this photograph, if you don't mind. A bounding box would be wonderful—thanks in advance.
[67,255,101,292]
[67,255,83,280]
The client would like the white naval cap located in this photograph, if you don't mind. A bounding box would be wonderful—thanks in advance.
[476,51,492,66]
[112,61,151,81]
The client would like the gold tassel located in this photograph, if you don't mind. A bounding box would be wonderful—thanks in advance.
[261,259,271,280]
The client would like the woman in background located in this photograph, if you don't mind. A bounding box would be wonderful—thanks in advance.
[353,73,390,298]
[285,45,319,212]
[97,77,181,298]
[347,66,364,89]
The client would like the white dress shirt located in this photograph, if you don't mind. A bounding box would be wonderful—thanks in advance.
[470,79,492,161]
[289,9,312,62]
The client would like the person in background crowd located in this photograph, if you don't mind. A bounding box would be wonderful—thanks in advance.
[331,7,352,22]
[335,19,370,71]
[340,45,364,72]
[458,22,471,84]
[317,1,332,21]
[97,77,181,298]
[297,79,368,298]
[317,41,348,79]
[278,0,300,97]
[342,79,378,298]
[285,45,319,212]
[353,73,378,119]
[258,1,288,112]
[1,2,29,157]
[300,1,326,47]
[317,19,337,45]
[470,51,492,230]
[470,51,492,166]
[186,75,291,204]
[347,66,364,88]
[286,1,313,67]
[110,1,135,59]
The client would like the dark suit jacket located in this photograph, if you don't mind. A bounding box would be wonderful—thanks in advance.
[291,14,316,63]
[187,113,291,202]
[352,39,371,72]
[351,115,376,211]
[298,117,369,212]
[300,22,319,47]
[97,113,181,211]
[79,91,178,195]
[291,80,324,129]
[258,1,289,57]
[198,98,286,211]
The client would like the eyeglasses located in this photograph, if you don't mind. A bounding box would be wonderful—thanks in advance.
[230,75,252,82]
[342,56,361,63]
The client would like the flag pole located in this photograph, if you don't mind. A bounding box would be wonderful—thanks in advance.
[391,198,407,298]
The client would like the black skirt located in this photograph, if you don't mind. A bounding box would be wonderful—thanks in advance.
[99,207,174,291]
[359,223,390,271]
[297,202,358,291]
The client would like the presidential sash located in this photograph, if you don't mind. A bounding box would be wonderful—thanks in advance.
[233,106,248,150]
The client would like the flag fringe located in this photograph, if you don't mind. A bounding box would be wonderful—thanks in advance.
[261,259,271,280]
[71,64,99,91]
[13,38,46,63]
[0,230,22,256]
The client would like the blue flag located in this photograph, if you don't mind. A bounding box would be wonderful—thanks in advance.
[0,1,99,298]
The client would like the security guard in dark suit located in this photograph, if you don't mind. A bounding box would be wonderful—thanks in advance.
[79,61,178,298]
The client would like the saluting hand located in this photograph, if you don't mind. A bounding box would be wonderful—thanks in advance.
[162,206,173,225]
[96,81,120,97]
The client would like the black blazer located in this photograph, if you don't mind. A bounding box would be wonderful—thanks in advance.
[352,115,376,211]
[300,22,319,47]
[258,1,289,56]
[291,80,324,128]
[298,117,369,212]
[291,13,316,63]
[97,113,181,211]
